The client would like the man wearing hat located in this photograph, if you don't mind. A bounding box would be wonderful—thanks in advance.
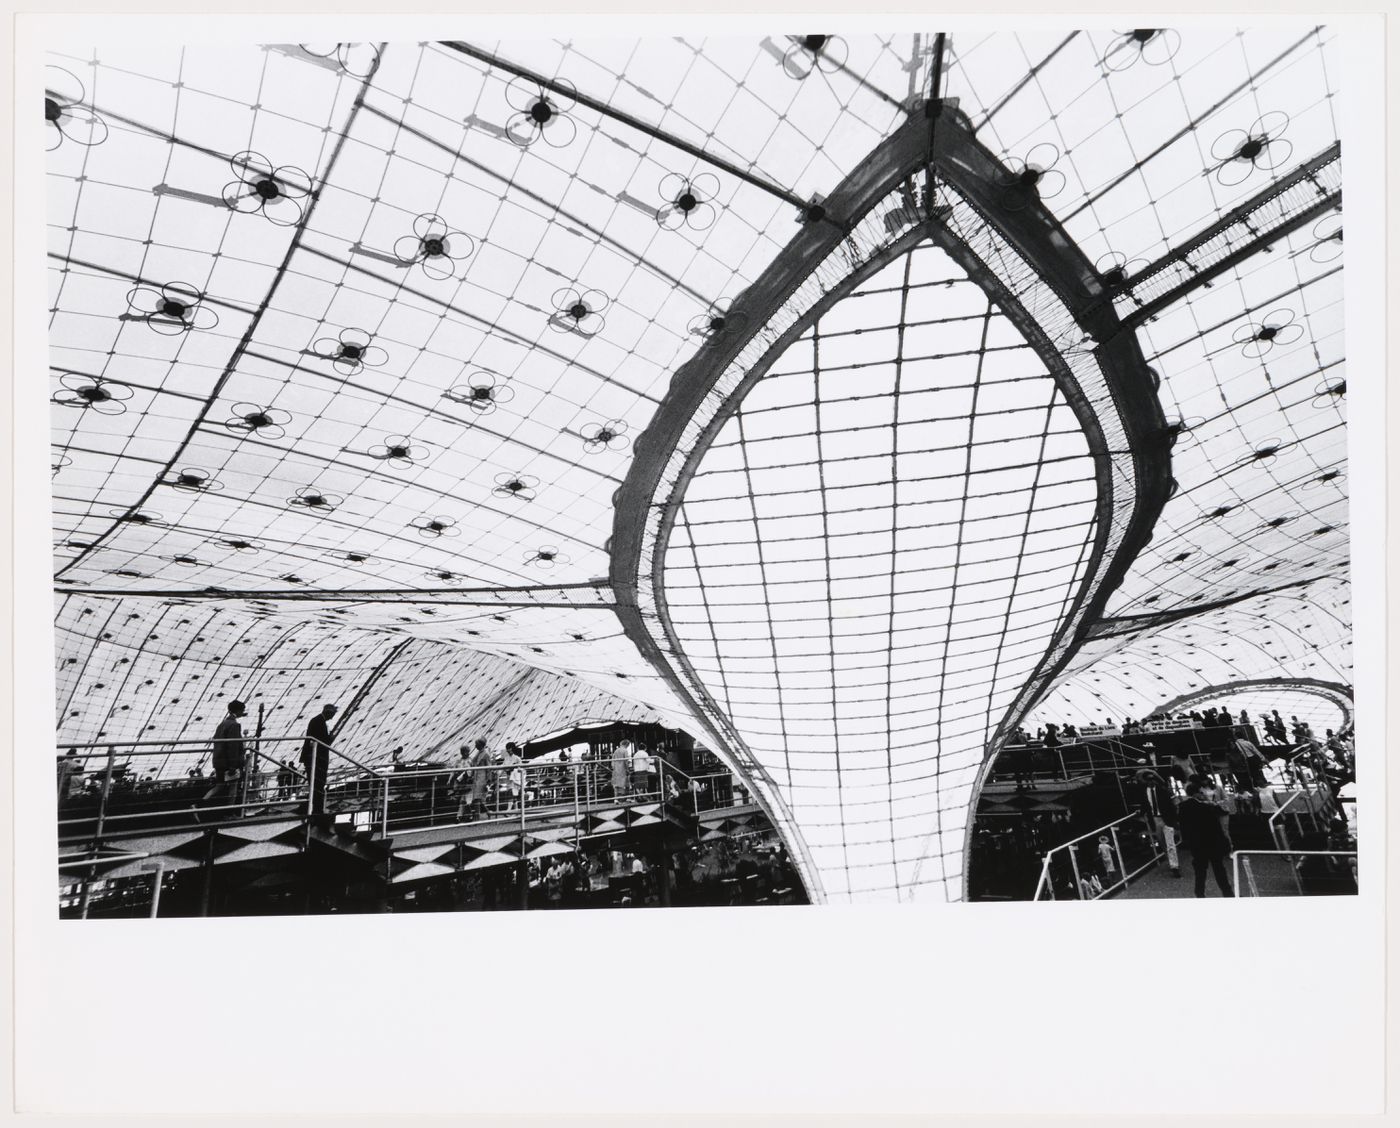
[1134,767,1180,878]
[205,699,247,817]
[300,703,338,820]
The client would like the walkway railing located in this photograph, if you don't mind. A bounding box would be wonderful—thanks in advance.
[1233,849,1357,897]
[367,753,721,837]
[1267,785,1335,852]
[58,736,731,846]
[1032,811,1164,900]
[993,730,1250,789]
[58,735,318,845]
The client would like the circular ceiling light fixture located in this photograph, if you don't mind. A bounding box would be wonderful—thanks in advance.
[45,65,107,151]
[581,419,630,454]
[287,486,342,514]
[394,213,475,281]
[504,76,578,149]
[657,172,720,232]
[1210,111,1293,187]
[126,281,219,335]
[225,403,292,441]
[549,287,609,338]
[411,515,460,540]
[492,472,539,501]
[313,327,389,376]
[687,297,751,348]
[782,34,849,79]
[52,374,133,415]
[443,371,514,414]
[222,151,312,226]
[1101,28,1181,72]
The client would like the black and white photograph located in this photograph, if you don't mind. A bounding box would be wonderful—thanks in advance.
[41,25,1361,918]
[12,8,1394,1119]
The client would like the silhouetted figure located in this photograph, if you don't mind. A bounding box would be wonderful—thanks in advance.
[300,703,338,819]
[1178,780,1233,898]
[206,700,247,816]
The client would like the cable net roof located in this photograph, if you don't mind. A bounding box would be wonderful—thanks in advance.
[53,591,676,770]
[46,28,1348,902]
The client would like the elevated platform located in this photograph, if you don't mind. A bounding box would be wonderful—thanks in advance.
[58,787,771,899]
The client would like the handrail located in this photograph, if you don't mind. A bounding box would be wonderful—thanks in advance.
[60,736,310,751]
[59,851,152,868]
[1036,811,1143,859]
[61,735,748,834]
[1268,785,1328,851]
[1032,811,1163,900]
[1286,743,1326,788]
[320,742,383,778]
[1232,849,1357,897]
[350,753,695,838]
[59,735,372,778]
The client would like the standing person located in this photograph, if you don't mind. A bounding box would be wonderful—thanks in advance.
[1169,748,1198,790]
[612,739,633,799]
[503,743,525,812]
[1232,728,1267,788]
[1097,835,1118,882]
[465,738,493,820]
[452,745,474,822]
[300,703,337,821]
[1177,780,1234,898]
[1010,742,1036,791]
[57,749,84,803]
[1134,768,1181,878]
[631,742,653,796]
[544,858,565,907]
[206,700,248,816]
[1224,732,1257,803]
[276,758,297,801]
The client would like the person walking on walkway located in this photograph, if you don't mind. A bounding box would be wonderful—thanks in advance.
[300,703,337,822]
[1135,768,1181,878]
[205,700,247,817]
[464,738,493,820]
[1177,780,1234,898]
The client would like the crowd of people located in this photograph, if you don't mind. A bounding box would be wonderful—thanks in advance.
[429,735,717,824]
[1008,704,1344,746]
[58,702,734,839]
[1125,761,1356,898]
[980,701,1358,901]
[413,835,798,911]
